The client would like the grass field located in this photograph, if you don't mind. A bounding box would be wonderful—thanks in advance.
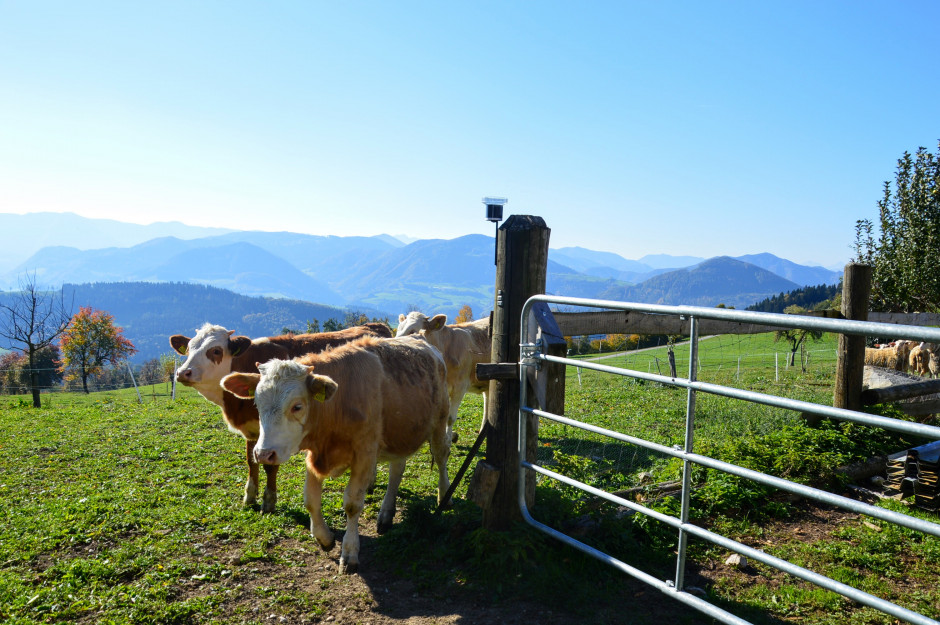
[2,332,939,624]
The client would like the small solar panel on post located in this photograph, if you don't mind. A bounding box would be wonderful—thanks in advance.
[482,197,507,266]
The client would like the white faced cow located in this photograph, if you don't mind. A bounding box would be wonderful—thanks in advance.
[169,323,391,512]
[220,335,451,575]
[396,312,490,441]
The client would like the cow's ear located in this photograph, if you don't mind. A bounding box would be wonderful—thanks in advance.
[398,313,407,323]
[428,314,447,332]
[221,372,260,399]
[169,335,190,355]
[229,335,252,357]
[306,373,338,403]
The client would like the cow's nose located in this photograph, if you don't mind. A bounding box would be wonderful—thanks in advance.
[177,368,193,382]
[255,448,279,465]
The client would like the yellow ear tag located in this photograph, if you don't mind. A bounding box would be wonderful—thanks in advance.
[247,388,255,398]
[314,388,327,402]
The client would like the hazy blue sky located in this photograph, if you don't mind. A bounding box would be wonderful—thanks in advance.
[2,1,937,269]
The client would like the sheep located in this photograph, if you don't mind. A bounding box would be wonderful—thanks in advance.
[865,343,911,371]
[894,340,914,372]
[909,343,932,376]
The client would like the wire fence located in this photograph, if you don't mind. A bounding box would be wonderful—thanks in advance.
[544,331,845,490]
[0,362,178,398]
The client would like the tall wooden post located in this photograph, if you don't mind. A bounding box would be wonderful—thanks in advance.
[834,263,872,411]
[483,215,551,531]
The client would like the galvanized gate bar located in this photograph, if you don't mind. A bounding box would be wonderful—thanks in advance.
[524,405,940,538]
[538,353,940,440]
[527,294,940,343]
[675,316,699,592]
[518,295,940,625]
[522,461,940,625]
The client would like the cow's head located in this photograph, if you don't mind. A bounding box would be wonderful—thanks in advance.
[170,324,252,394]
[396,312,447,337]
[222,359,338,465]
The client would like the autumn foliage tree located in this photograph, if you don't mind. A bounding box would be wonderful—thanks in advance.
[454,305,474,324]
[58,307,137,393]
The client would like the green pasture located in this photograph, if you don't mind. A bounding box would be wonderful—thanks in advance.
[2,332,939,624]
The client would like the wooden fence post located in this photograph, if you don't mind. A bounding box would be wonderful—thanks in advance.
[482,215,551,531]
[834,263,872,412]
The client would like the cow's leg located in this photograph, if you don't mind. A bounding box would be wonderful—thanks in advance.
[261,463,279,513]
[377,459,405,535]
[447,402,460,443]
[244,439,260,506]
[429,419,452,506]
[447,382,471,443]
[368,463,378,494]
[304,469,334,552]
[338,463,371,575]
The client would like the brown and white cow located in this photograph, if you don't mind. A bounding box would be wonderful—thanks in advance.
[169,322,392,512]
[396,312,490,441]
[220,335,451,574]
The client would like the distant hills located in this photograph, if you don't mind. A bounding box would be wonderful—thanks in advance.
[0,282,384,364]
[0,212,843,361]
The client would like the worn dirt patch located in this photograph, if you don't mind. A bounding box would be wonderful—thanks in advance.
[174,494,934,625]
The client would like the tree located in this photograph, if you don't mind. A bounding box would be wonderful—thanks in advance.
[344,311,369,328]
[322,318,343,332]
[58,307,137,393]
[773,305,824,371]
[0,346,63,395]
[160,354,177,391]
[854,142,940,313]
[0,351,30,395]
[306,319,321,334]
[0,273,73,407]
[454,305,474,324]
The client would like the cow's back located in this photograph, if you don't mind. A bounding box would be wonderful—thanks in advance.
[267,323,392,358]
[221,325,391,437]
[296,336,449,461]
[371,336,449,457]
[426,318,489,393]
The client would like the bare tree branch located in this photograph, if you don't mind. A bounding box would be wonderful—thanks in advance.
[0,273,74,407]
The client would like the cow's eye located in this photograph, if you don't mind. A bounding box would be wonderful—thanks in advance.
[291,403,303,414]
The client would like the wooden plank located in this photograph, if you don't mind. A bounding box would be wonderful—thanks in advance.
[898,399,940,418]
[476,362,518,381]
[861,378,940,404]
[483,215,550,530]
[835,264,871,412]
[868,312,940,326]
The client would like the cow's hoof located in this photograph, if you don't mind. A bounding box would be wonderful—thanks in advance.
[261,491,277,514]
[244,483,259,507]
[376,518,393,535]
[338,557,358,575]
[316,536,336,552]
[451,432,459,443]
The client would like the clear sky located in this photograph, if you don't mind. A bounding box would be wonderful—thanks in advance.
[1,1,937,270]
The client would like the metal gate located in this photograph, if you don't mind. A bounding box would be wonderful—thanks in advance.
[518,295,940,625]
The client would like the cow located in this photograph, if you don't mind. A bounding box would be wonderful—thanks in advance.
[220,334,451,574]
[169,322,392,512]
[396,312,490,442]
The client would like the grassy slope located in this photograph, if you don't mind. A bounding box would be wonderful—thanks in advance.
[2,334,939,624]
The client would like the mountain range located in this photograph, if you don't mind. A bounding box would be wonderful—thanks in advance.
[0,212,843,360]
